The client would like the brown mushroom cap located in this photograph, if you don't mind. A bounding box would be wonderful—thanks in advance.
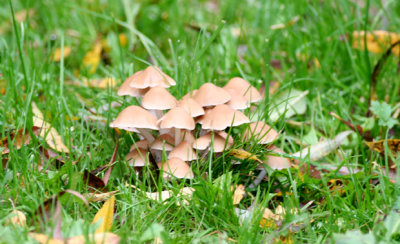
[151,134,175,151]
[118,71,149,97]
[129,66,176,89]
[265,147,291,169]
[200,104,250,130]
[224,77,262,103]
[225,88,251,110]
[141,86,178,110]
[157,157,193,179]
[158,107,195,130]
[181,89,198,100]
[110,105,159,130]
[168,141,198,161]
[243,121,279,144]
[130,140,149,151]
[126,148,149,166]
[193,132,233,152]
[193,83,231,107]
[178,98,205,117]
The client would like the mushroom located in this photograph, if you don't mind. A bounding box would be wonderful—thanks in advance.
[110,105,159,143]
[129,66,176,89]
[157,157,194,179]
[181,89,198,100]
[243,121,279,144]
[200,104,250,130]
[141,86,178,118]
[193,132,233,153]
[118,71,149,97]
[223,77,262,103]
[168,141,198,161]
[130,140,149,151]
[224,88,251,110]
[126,148,149,167]
[150,134,175,162]
[193,83,231,107]
[158,107,195,146]
[265,147,292,170]
[177,98,205,118]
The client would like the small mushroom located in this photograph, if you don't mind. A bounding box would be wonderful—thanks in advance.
[130,140,149,151]
[126,148,149,167]
[200,104,250,130]
[193,83,231,107]
[178,98,205,118]
[151,134,175,162]
[181,89,198,100]
[224,77,262,103]
[157,157,193,179]
[118,71,149,97]
[141,86,178,118]
[224,88,251,110]
[158,107,195,146]
[110,105,159,143]
[129,66,176,89]
[168,141,198,161]
[193,132,233,153]
[243,121,279,144]
[265,147,291,169]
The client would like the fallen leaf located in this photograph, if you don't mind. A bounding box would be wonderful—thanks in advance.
[85,191,119,202]
[28,233,63,244]
[52,46,72,62]
[32,102,69,153]
[5,210,26,227]
[365,139,400,154]
[292,131,353,161]
[83,170,106,191]
[29,232,120,244]
[229,149,262,163]
[269,90,308,122]
[144,187,194,205]
[82,39,102,74]
[82,77,117,89]
[352,30,400,56]
[232,184,245,205]
[92,195,115,233]
[1,127,41,155]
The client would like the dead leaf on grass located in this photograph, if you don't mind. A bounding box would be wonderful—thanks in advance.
[365,139,400,154]
[29,232,120,244]
[82,39,102,74]
[5,209,26,227]
[1,126,41,155]
[82,77,117,89]
[229,149,262,163]
[92,195,115,233]
[352,30,400,56]
[232,184,245,205]
[52,46,72,62]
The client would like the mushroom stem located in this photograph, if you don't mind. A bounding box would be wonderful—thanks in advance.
[174,128,181,146]
[154,110,163,120]
[137,128,155,144]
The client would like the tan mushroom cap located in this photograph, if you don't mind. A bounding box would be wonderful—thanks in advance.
[178,98,205,117]
[217,131,234,145]
[110,105,159,130]
[265,147,291,169]
[158,107,195,130]
[130,140,149,151]
[151,134,175,151]
[243,121,279,144]
[224,77,262,103]
[193,83,231,107]
[118,71,149,97]
[157,157,193,179]
[179,130,195,144]
[129,66,176,89]
[142,86,178,110]
[225,88,251,110]
[200,104,250,130]
[193,132,233,152]
[126,148,149,167]
[181,89,198,100]
[168,141,198,161]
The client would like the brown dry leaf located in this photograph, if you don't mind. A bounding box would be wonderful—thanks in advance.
[52,46,72,62]
[1,126,41,155]
[32,102,69,153]
[232,184,245,205]
[82,40,102,74]
[5,210,26,227]
[83,170,106,192]
[92,195,115,233]
[365,139,400,154]
[352,30,400,56]
[229,149,262,163]
[82,77,117,89]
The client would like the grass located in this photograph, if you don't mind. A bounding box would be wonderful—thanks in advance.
[1,0,400,243]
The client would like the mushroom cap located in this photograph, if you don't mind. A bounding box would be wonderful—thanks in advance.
[110,105,159,130]
[179,130,195,144]
[200,104,250,130]
[126,148,149,166]
[151,134,175,151]
[265,147,291,169]
[157,157,193,179]
[129,66,176,89]
[168,141,198,161]
[118,71,149,97]
[193,132,233,152]
[193,83,231,107]
[181,89,198,100]
[225,88,251,110]
[178,98,205,117]
[130,140,149,151]
[224,77,262,103]
[141,86,178,110]
[243,121,279,144]
[158,107,195,130]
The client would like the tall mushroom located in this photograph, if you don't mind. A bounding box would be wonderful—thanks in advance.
[158,107,195,146]
[157,157,194,179]
[200,104,250,130]
[141,86,178,118]
[129,66,176,89]
[223,77,262,103]
[243,121,279,144]
[193,83,231,107]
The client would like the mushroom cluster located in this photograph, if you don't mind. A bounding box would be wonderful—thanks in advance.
[111,66,279,179]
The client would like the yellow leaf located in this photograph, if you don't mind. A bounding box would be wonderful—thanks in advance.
[5,210,26,227]
[92,195,115,233]
[118,34,128,47]
[229,149,262,163]
[352,30,400,56]
[52,46,72,62]
[232,184,245,205]
[82,40,102,74]
[365,139,400,154]
[32,102,69,153]
[85,190,119,202]
[28,233,63,244]
[67,232,120,244]
[82,77,117,89]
